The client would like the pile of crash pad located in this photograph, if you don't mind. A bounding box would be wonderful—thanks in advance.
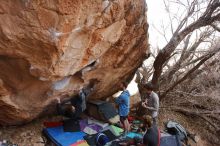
[43,118,142,146]
[43,101,144,146]
[44,117,189,146]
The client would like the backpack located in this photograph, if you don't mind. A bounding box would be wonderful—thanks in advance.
[165,120,188,142]
[96,133,110,146]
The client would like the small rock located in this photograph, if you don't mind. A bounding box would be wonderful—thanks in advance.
[30,132,35,136]
[20,132,26,137]
[194,135,200,143]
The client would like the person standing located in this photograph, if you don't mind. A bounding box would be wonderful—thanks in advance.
[141,82,159,125]
[115,82,131,133]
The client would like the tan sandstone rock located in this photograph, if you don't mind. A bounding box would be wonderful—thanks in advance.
[0,0,149,125]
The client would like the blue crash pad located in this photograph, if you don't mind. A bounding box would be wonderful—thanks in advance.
[43,126,86,146]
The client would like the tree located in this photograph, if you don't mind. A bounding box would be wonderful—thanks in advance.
[137,0,220,98]
[135,1,220,144]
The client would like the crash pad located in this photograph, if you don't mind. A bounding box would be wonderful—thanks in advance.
[79,119,102,135]
[70,140,89,146]
[87,118,109,128]
[43,126,86,146]
[87,100,118,123]
[160,135,181,146]
[111,125,124,136]
[99,102,118,119]
[102,125,124,136]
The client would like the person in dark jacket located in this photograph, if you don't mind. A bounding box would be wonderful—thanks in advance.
[57,97,76,119]
[57,87,92,119]
[142,115,160,146]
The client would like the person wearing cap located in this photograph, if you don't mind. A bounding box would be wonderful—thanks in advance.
[141,82,159,125]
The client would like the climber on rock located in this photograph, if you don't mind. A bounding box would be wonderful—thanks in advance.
[56,87,93,120]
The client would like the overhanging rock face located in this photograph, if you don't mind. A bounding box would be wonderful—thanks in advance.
[0,0,149,125]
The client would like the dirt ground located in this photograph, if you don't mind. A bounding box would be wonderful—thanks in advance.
[158,110,219,146]
[0,115,63,146]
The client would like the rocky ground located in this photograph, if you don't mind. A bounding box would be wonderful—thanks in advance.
[0,115,63,146]
[159,110,211,146]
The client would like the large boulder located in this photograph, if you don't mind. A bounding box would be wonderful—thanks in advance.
[0,0,149,125]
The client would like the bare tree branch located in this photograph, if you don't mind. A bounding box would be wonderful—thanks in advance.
[161,43,220,97]
[163,0,175,35]
[151,0,220,86]
[211,24,220,32]
[164,107,220,130]
[161,29,213,82]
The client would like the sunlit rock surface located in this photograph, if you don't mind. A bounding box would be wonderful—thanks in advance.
[0,0,149,125]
